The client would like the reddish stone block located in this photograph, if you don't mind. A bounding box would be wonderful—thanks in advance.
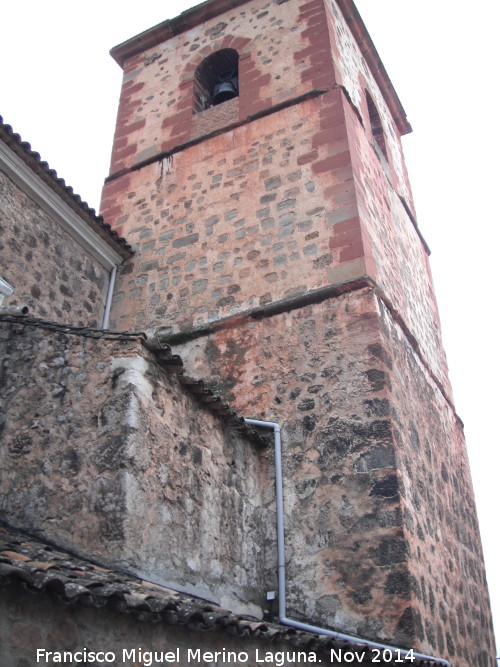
[339,241,364,261]
[297,150,318,165]
[312,151,351,174]
[114,119,146,139]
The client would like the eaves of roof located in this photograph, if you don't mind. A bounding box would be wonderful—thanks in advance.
[0,115,133,258]
[0,523,440,666]
[0,312,268,446]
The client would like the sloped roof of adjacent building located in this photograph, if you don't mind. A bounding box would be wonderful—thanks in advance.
[0,522,442,666]
[0,115,133,258]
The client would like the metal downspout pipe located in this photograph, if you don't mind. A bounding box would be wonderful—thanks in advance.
[102,266,117,330]
[244,418,450,667]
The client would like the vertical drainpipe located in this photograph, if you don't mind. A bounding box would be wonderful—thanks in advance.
[102,265,117,330]
[243,417,450,667]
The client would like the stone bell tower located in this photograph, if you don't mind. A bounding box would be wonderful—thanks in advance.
[101,0,495,664]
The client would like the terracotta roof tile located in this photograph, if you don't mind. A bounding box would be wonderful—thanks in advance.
[0,523,441,665]
[0,114,132,256]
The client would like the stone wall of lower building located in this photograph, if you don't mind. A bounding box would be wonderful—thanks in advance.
[0,319,270,617]
[0,169,111,326]
[0,585,328,667]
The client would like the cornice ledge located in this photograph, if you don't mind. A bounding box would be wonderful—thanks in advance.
[335,0,412,136]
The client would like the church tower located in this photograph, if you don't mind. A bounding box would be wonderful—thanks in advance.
[101,0,495,664]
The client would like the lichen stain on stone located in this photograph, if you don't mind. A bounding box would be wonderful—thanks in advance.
[156,155,173,188]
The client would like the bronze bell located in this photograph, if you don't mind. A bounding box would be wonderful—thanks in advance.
[211,73,238,106]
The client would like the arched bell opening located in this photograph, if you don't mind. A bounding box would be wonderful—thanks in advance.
[366,91,388,162]
[193,49,240,114]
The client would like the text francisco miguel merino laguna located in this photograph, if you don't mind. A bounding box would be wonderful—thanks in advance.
[36,647,417,664]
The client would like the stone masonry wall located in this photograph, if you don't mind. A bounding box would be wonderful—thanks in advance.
[0,321,270,617]
[103,0,449,402]
[326,0,413,206]
[376,297,495,667]
[0,169,110,326]
[103,0,334,179]
[171,286,495,666]
[173,288,418,647]
[107,90,365,336]
[342,95,451,396]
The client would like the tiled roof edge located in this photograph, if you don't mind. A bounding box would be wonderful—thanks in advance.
[0,314,268,446]
[0,523,438,665]
[0,115,133,257]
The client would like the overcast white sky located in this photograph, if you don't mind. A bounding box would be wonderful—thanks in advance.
[1,0,498,654]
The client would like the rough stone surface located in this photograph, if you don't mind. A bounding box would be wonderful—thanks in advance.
[97,0,496,664]
[0,0,494,665]
[0,169,110,326]
[0,322,269,617]
[172,288,495,665]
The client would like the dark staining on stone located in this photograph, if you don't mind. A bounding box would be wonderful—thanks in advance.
[205,21,227,37]
[363,397,391,417]
[93,480,126,542]
[320,365,340,380]
[369,474,398,498]
[94,434,127,472]
[360,419,392,441]
[445,632,455,657]
[120,261,134,275]
[396,606,423,642]
[354,444,395,473]
[111,367,125,391]
[297,477,317,499]
[61,448,81,476]
[317,438,350,467]
[297,398,315,411]
[9,433,33,458]
[376,538,408,566]
[367,343,393,369]
[216,295,235,308]
[351,587,373,605]
[441,462,449,484]
[364,368,389,392]
[425,619,436,646]
[384,570,411,597]
[302,415,316,433]
[428,585,436,612]
[8,238,21,253]
[313,253,333,269]
[85,264,101,285]
[192,446,202,466]
[31,285,41,299]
